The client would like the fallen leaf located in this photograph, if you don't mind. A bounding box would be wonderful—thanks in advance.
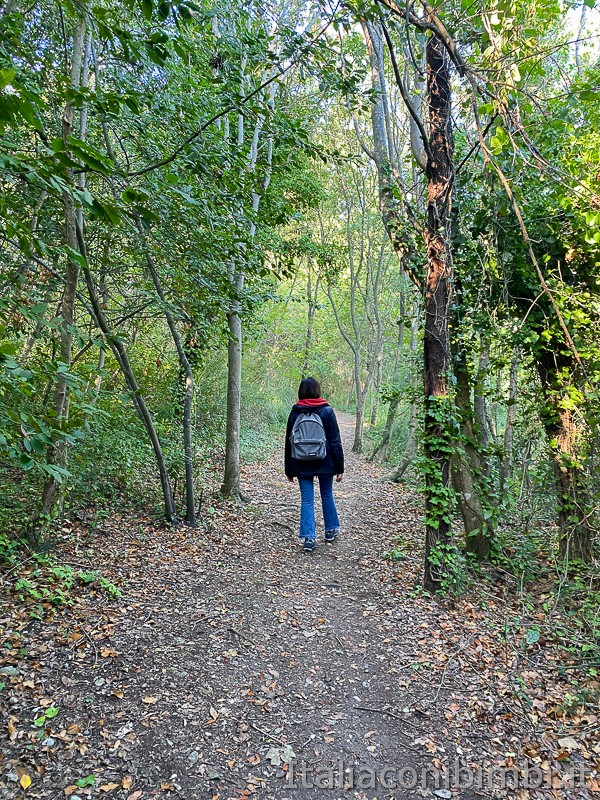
[141,696,158,705]
[557,736,579,751]
[20,773,32,789]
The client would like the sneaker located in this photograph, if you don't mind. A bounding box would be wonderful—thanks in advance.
[298,537,316,553]
[325,528,340,543]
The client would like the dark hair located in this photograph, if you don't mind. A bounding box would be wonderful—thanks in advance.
[298,377,321,400]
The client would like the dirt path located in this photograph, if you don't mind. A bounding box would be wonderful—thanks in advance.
[1,414,590,799]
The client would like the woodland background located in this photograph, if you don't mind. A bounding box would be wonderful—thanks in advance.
[0,0,599,620]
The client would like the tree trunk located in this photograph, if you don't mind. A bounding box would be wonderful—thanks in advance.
[137,220,196,525]
[75,223,176,522]
[220,72,276,501]
[536,354,593,562]
[387,405,418,483]
[423,32,454,593]
[353,353,365,454]
[371,281,411,463]
[371,326,403,463]
[301,269,319,376]
[221,272,244,501]
[385,297,419,477]
[363,22,410,265]
[499,349,518,494]
[40,13,88,519]
[451,341,492,560]
[370,351,383,427]
[473,346,492,479]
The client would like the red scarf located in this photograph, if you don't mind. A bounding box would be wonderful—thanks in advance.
[296,397,329,408]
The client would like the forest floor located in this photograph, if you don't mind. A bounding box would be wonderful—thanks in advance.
[1,414,597,800]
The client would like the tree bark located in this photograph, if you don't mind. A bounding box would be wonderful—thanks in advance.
[422,32,454,593]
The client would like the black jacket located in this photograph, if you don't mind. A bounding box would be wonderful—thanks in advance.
[285,403,344,478]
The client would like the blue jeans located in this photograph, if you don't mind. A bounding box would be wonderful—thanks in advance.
[298,474,340,541]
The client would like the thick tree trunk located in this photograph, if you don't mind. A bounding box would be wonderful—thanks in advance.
[423,33,454,593]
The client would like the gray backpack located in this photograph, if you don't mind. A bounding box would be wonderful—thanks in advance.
[289,411,327,461]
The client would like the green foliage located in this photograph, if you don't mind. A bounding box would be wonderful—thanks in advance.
[8,559,122,616]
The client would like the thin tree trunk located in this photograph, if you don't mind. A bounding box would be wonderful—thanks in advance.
[386,297,419,478]
[370,350,383,427]
[221,72,277,500]
[221,272,244,501]
[74,222,176,522]
[499,349,518,494]
[473,347,491,475]
[422,32,454,593]
[302,269,319,376]
[137,220,196,525]
[451,338,492,560]
[40,13,88,519]
[371,280,408,462]
[353,351,365,454]
[387,405,418,483]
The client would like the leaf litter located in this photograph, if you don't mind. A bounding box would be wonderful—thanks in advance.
[0,414,597,799]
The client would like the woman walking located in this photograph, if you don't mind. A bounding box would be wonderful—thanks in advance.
[285,377,344,552]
